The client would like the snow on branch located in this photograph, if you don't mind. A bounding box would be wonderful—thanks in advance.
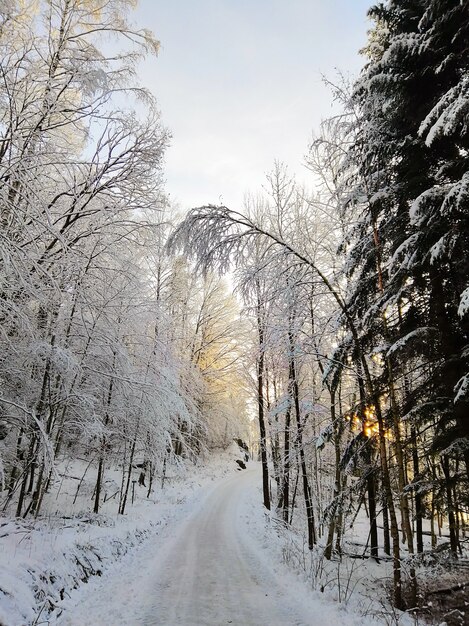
[386,327,437,358]
[419,75,469,146]
[167,205,356,334]
[455,374,469,404]
[458,287,469,319]
[0,397,57,478]
[166,204,331,287]
[167,205,262,274]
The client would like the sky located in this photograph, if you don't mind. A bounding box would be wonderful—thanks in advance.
[134,0,373,211]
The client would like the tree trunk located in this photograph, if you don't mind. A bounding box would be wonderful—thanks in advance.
[357,372,379,559]
[289,326,316,549]
[256,283,270,511]
[281,407,291,522]
[441,456,459,556]
[94,358,115,514]
[119,423,139,515]
[93,455,104,515]
[324,389,340,560]
[382,488,391,556]
[376,405,404,609]
[411,425,424,553]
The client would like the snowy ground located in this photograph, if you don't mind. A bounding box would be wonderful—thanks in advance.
[48,465,387,626]
[0,447,243,626]
[2,448,420,626]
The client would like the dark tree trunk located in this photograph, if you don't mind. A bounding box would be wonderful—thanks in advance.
[119,423,139,515]
[281,407,291,522]
[382,488,391,556]
[256,283,270,511]
[411,425,424,553]
[288,326,316,549]
[442,456,459,556]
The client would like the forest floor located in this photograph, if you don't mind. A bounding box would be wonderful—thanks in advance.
[50,464,383,626]
[1,447,243,626]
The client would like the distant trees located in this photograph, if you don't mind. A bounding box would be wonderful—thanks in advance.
[169,165,342,551]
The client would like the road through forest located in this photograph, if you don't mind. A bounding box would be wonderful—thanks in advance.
[142,468,310,626]
[56,467,313,626]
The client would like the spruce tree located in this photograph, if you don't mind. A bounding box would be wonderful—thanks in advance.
[337,0,469,603]
[346,0,469,482]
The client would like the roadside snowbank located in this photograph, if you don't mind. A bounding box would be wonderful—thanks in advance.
[236,476,418,625]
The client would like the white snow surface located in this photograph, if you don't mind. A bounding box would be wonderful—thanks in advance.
[419,74,469,146]
[458,286,469,318]
[46,465,381,626]
[455,373,469,404]
[2,447,399,626]
[386,327,434,357]
[0,448,242,626]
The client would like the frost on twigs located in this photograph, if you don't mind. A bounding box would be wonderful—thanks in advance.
[167,205,263,276]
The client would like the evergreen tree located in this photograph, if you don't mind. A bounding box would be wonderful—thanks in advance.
[335,0,469,604]
[346,0,469,476]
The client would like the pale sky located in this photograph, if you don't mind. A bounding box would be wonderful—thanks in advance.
[134,0,372,211]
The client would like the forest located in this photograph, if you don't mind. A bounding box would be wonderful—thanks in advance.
[1,1,469,625]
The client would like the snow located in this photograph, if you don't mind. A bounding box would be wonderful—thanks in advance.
[368,189,392,205]
[442,171,469,216]
[458,287,469,318]
[409,187,445,227]
[386,327,435,357]
[419,75,469,146]
[380,34,427,69]
[49,465,384,626]
[454,374,469,404]
[0,446,245,626]
[430,233,452,264]
[389,233,419,272]
[238,476,397,626]
[0,447,422,626]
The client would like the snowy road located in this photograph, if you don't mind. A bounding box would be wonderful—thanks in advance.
[55,467,313,626]
[142,468,309,626]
